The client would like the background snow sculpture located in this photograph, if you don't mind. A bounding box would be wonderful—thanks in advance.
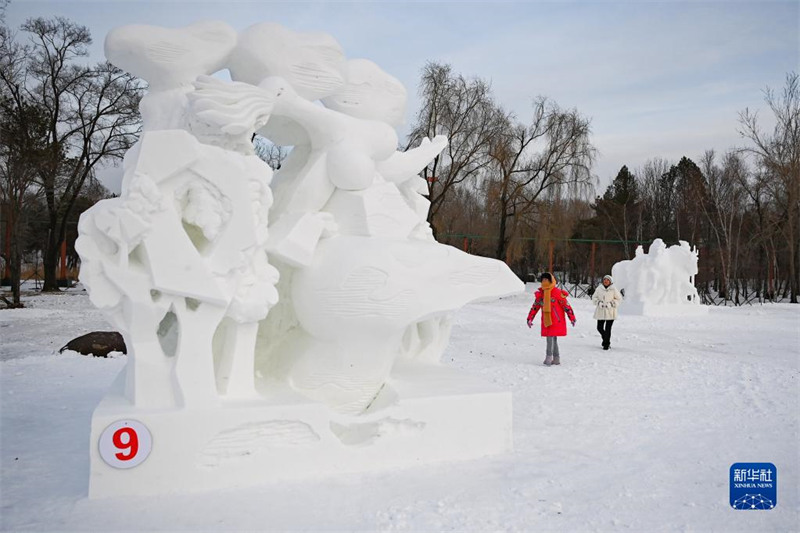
[611,238,707,316]
[77,20,523,497]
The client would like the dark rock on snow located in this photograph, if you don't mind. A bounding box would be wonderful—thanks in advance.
[59,331,127,358]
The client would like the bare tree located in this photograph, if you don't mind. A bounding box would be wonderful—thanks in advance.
[739,72,800,302]
[699,150,747,303]
[1,18,47,305]
[406,62,508,237]
[0,107,49,306]
[253,135,287,171]
[1,17,142,292]
[486,97,595,261]
[737,163,784,301]
[636,157,671,238]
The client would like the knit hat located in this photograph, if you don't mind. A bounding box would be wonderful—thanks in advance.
[603,275,613,284]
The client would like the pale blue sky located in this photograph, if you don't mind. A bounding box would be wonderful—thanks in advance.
[6,0,799,194]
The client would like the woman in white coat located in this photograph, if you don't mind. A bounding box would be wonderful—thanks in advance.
[592,275,622,350]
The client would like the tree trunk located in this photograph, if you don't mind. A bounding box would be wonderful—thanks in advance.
[9,234,22,307]
[791,205,800,303]
[795,226,800,303]
[757,246,764,301]
[42,228,61,292]
[494,189,510,261]
[4,208,23,306]
[788,236,798,303]
[495,213,508,261]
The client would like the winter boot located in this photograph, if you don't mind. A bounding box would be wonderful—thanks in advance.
[543,355,553,366]
[552,355,561,365]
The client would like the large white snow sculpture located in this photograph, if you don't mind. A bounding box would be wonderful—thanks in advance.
[77,21,523,498]
[611,238,707,316]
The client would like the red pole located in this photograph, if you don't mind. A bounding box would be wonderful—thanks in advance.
[463,237,468,253]
[548,240,554,274]
[590,242,596,285]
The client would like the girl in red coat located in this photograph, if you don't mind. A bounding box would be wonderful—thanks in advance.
[527,272,576,366]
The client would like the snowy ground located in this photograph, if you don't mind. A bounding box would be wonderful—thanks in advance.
[1,285,798,532]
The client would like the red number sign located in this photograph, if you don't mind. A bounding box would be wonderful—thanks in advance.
[99,420,152,469]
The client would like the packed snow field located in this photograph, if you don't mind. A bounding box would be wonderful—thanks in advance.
[1,285,798,531]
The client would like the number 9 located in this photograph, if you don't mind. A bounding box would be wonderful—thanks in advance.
[112,427,139,461]
[99,420,152,469]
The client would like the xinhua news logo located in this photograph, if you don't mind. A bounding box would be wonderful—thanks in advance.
[730,463,777,510]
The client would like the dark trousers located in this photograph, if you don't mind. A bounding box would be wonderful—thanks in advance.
[596,320,614,348]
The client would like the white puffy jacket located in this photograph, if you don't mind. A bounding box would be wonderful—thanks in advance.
[592,284,622,320]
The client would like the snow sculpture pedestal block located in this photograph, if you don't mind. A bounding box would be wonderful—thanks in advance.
[620,302,708,317]
[623,302,708,317]
[89,361,512,498]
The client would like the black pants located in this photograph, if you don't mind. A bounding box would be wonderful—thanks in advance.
[596,320,614,348]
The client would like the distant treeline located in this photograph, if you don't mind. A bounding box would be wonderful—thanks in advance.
[408,65,799,305]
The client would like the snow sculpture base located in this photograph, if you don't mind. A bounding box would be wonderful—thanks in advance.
[88,361,512,498]
[621,302,709,317]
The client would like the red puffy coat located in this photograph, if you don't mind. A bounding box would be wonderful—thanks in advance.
[527,287,576,337]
